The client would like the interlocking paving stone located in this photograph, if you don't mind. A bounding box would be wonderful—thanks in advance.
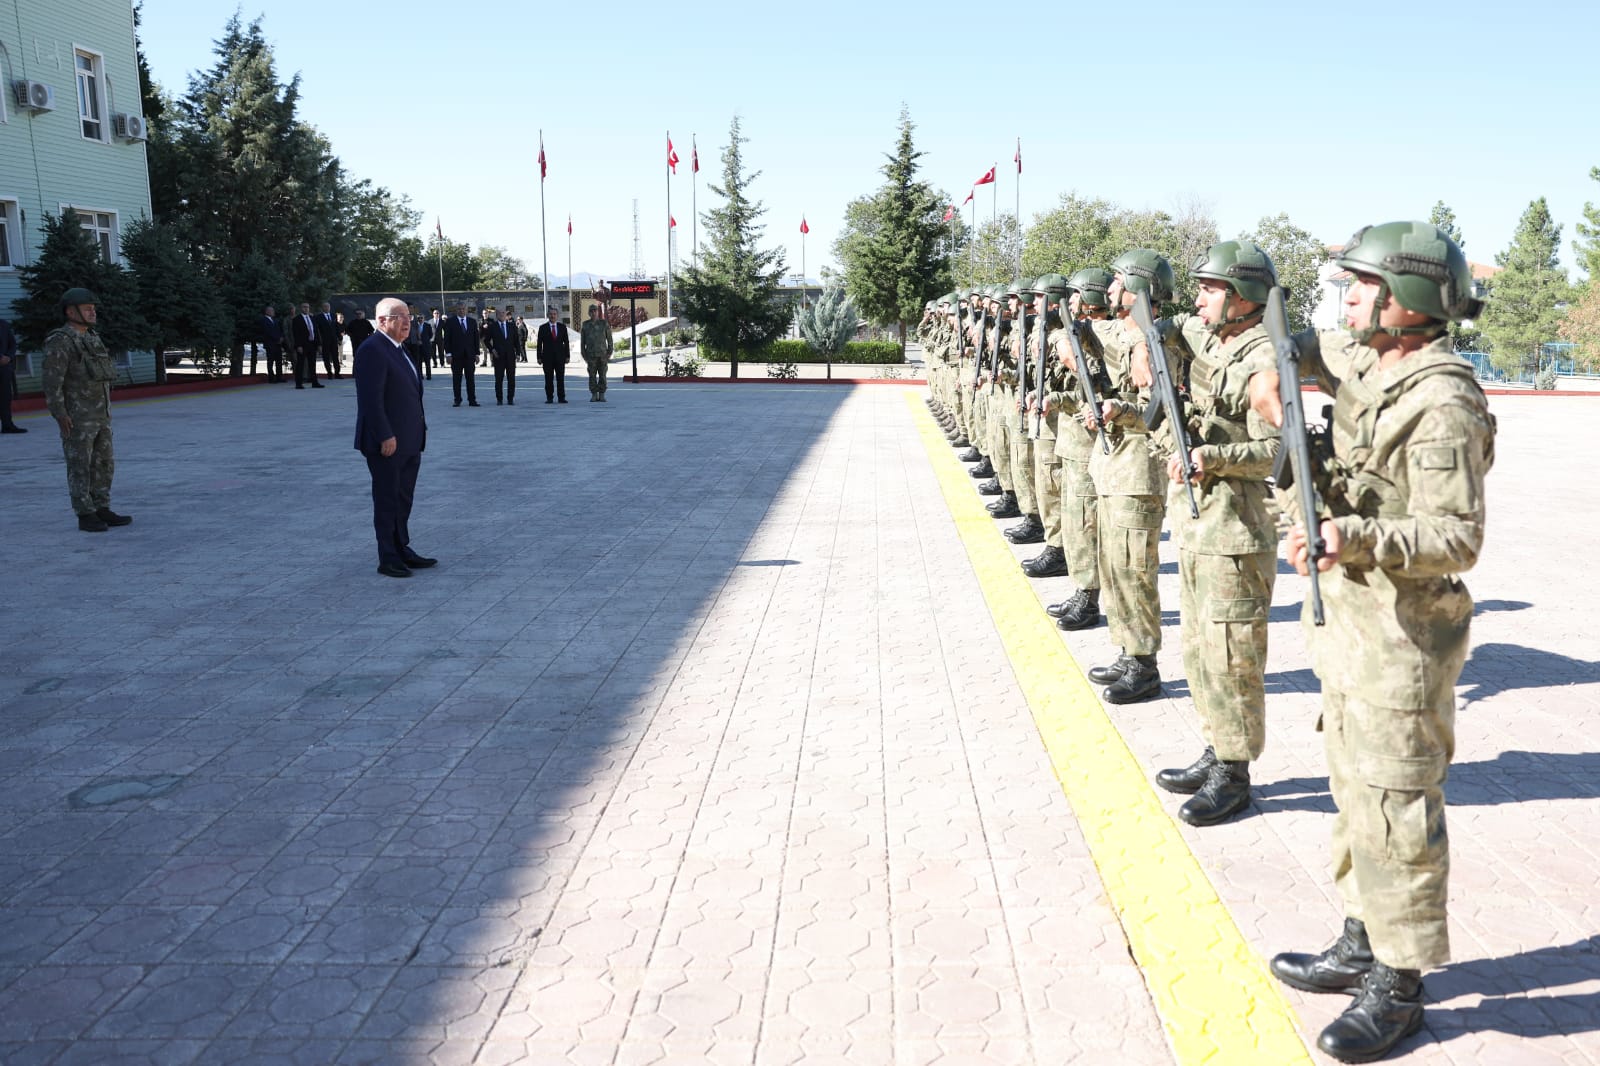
[0,377,1593,1062]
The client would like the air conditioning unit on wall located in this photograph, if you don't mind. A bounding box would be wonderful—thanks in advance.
[12,79,55,112]
[114,113,148,141]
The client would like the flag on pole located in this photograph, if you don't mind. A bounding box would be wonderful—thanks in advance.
[670,215,677,228]
[538,141,547,180]
[692,143,699,173]
[435,217,443,239]
[567,215,572,236]
[800,218,809,235]
[974,166,996,186]
[942,205,955,222]
[962,189,975,206]
[1015,140,1022,174]
[667,137,679,173]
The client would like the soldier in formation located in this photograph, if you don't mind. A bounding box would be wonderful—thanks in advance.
[42,288,133,533]
[922,220,1491,1063]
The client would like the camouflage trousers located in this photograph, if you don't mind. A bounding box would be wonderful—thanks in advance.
[988,400,1013,491]
[1179,549,1275,761]
[61,418,114,515]
[584,355,608,396]
[1097,494,1163,655]
[1035,450,1062,548]
[1010,428,1036,514]
[1324,687,1453,970]
[1062,460,1099,590]
[972,389,988,454]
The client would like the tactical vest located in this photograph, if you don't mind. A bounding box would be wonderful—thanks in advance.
[1190,332,1271,448]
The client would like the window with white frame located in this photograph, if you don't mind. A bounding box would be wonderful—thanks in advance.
[75,49,105,140]
[0,199,18,268]
[67,206,118,262]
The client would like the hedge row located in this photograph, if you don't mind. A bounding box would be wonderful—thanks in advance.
[702,340,904,364]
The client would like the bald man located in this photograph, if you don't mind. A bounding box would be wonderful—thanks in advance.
[354,297,435,578]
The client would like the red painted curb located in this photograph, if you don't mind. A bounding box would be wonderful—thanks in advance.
[623,375,927,386]
[1299,384,1600,398]
[13,374,283,412]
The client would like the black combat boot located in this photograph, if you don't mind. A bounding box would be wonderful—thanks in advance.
[1271,919,1374,995]
[958,447,984,463]
[1156,746,1216,795]
[95,507,133,527]
[1003,515,1044,544]
[1053,588,1100,629]
[77,512,109,533]
[977,478,1003,496]
[987,492,1021,519]
[1179,759,1252,826]
[1022,545,1069,578]
[1087,652,1133,684]
[1316,963,1424,1063]
[969,458,995,478]
[1102,655,1161,703]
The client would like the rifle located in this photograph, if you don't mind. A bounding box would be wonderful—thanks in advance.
[953,303,965,368]
[1032,308,1047,438]
[988,311,1003,395]
[1066,319,1110,455]
[1131,289,1198,519]
[1264,286,1326,626]
[970,303,988,388]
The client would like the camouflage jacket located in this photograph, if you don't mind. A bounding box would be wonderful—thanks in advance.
[42,326,115,422]
[1156,315,1281,555]
[1290,331,1495,709]
[580,319,612,359]
[1050,321,1107,462]
[1086,317,1165,496]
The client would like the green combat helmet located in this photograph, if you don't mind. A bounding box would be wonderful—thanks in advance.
[1192,240,1277,331]
[1004,278,1036,306]
[58,286,99,311]
[1025,273,1073,311]
[1066,267,1115,309]
[1109,249,1175,303]
[1336,220,1483,341]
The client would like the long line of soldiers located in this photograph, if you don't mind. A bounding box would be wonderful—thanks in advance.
[918,223,1496,1064]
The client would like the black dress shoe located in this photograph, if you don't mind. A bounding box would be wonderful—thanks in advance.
[311,382,325,388]
[496,399,503,405]
[558,398,568,403]
[454,400,462,407]
[377,562,413,578]
[95,507,132,527]
[1087,653,1133,685]
[1021,545,1069,577]
[546,398,553,404]
[507,398,514,405]
[402,552,438,569]
[468,401,481,407]
[977,478,1003,496]
[1317,964,1424,1063]
[1004,515,1044,544]
[1054,588,1101,630]
[1271,920,1375,995]
[1179,759,1252,826]
[1103,655,1161,704]
[1157,747,1216,795]
[1,424,27,433]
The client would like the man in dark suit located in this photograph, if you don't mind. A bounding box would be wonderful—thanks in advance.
[0,316,24,433]
[404,306,433,381]
[488,308,522,404]
[290,302,325,389]
[345,308,376,355]
[318,302,343,378]
[439,302,481,407]
[516,315,530,362]
[478,308,495,368]
[261,305,286,382]
[354,297,434,579]
[536,306,571,403]
[431,309,447,370]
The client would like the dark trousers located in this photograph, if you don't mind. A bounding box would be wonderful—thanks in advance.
[322,346,342,378]
[450,356,477,403]
[494,358,516,402]
[542,360,567,401]
[365,451,421,566]
[0,362,16,428]
[406,346,431,380]
[293,345,319,386]
[265,343,285,381]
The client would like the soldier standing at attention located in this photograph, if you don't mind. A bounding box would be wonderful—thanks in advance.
[1139,241,1282,826]
[42,288,131,533]
[1019,274,1073,578]
[1001,280,1044,545]
[1250,222,1493,1063]
[581,305,613,401]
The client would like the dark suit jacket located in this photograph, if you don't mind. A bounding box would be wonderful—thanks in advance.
[536,321,570,365]
[440,315,479,360]
[0,318,16,362]
[345,317,376,349]
[317,312,341,354]
[353,333,426,457]
[260,315,284,353]
[406,318,433,355]
[487,319,521,362]
[290,313,319,353]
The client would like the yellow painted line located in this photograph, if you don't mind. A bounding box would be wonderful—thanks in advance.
[906,393,1312,1066]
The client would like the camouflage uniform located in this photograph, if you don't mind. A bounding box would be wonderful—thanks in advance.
[1032,322,1064,550]
[1292,329,1494,970]
[580,317,612,399]
[1004,314,1037,516]
[1162,315,1281,761]
[986,317,1014,494]
[1051,324,1103,591]
[42,325,118,517]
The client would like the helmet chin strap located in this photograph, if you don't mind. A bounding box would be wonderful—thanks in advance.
[1351,280,1447,344]
[1206,292,1261,334]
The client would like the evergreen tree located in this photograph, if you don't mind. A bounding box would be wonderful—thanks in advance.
[223,253,290,375]
[797,283,859,377]
[1429,200,1464,248]
[672,116,790,378]
[122,218,231,381]
[1427,201,1481,352]
[1244,213,1328,331]
[14,210,149,356]
[1573,166,1600,283]
[342,179,422,292]
[835,109,953,354]
[960,214,1023,288]
[1480,197,1572,374]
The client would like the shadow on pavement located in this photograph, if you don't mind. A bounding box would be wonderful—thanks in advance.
[1427,936,1600,1040]
[1457,642,1600,705]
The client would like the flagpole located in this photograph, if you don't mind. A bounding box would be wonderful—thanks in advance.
[436,225,445,314]
[567,216,572,318]
[1015,139,1022,277]
[539,129,549,318]
[666,129,673,321]
[691,134,698,267]
[969,194,976,272]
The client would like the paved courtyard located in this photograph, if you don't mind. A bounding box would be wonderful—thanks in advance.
[0,369,1596,1064]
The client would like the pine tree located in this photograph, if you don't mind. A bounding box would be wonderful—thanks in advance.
[836,109,953,354]
[14,210,149,356]
[797,283,859,377]
[1244,213,1328,332]
[1429,201,1464,248]
[122,218,230,380]
[1426,201,1481,351]
[672,116,790,378]
[1480,197,1572,374]
[1573,166,1600,283]
[223,253,290,375]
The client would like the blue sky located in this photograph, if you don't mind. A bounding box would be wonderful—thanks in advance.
[137,0,1600,284]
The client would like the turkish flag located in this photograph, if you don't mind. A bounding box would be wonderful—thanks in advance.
[692,145,699,173]
[435,217,443,240]
[668,138,679,173]
[800,218,809,235]
[538,143,547,180]
[942,205,954,222]
[1015,141,1021,174]
[961,189,974,206]
[670,215,677,229]
[567,216,572,236]
[974,166,996,186]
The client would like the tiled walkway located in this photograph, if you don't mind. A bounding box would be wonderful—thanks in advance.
[0,374,1595,1064]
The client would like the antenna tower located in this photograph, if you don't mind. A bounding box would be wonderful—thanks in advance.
[630,199,645,280]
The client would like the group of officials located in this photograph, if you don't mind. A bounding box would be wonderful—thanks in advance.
[920,223,1494,1064]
